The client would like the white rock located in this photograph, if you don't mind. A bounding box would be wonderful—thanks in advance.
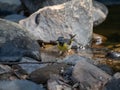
[19,0,93,46]
[43,0,108,26]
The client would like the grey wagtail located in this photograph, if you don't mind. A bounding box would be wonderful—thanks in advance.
[57,34,76,54]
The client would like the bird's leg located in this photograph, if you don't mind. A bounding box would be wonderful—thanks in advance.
[68,49,71,53]
[59,51,63,55]
[66,49,72,55]
[59,51,64,56]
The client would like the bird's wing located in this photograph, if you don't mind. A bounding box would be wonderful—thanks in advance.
[64,39,72,45]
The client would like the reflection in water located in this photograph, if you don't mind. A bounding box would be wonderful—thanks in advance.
[93,5,120,72]
[94,5,120,45]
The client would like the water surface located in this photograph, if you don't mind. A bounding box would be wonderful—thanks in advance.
[94,5,120,45]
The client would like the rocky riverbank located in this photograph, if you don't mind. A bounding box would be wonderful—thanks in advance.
[0,0,119,90]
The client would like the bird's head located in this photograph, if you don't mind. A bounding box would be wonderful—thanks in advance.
[57,37,65,46]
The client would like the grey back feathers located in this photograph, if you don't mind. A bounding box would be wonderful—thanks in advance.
[57,34,76,45]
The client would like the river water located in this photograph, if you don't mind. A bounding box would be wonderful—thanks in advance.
[94,5,120,45]
[93,5,120,72]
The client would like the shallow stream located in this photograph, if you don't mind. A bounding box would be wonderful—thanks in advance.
[94,5,120,46]
[93,5,120,72]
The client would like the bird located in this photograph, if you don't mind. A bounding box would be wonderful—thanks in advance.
[57,34,76,55]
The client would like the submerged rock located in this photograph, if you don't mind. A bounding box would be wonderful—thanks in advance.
[0,80,45,90]
[0,19,41,62]
[19,0,93,46]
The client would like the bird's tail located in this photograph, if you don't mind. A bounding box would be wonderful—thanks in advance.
[68,34,76,45]
[69,34,76,40]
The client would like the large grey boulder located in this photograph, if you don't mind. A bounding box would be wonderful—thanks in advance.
[0,19,41,62]
[19,0,93,46]
[43,0,108,26]
[20,0,108,26]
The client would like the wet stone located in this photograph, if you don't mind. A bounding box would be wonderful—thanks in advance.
[0,80,45,90]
